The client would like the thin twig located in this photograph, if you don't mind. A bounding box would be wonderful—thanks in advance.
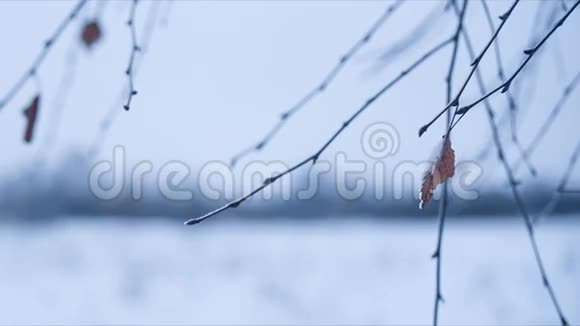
[185,36,454,225]
[229,0,405,166]
[41,3,110,158]
[481,0,516,138]
[449,0,580,132]
[432,178,449,324]
[512,70,580,174]
[533,139,580,224]
[481,0,537,177]
[475,1,558,162]
[88,0,161,158]
[123,0,141,111]
[433,1,467,325]
[418,0,521,137]
[432,177,448,326]
[38,42,80,157]
[455,8,569,323]
[0,0,88,111]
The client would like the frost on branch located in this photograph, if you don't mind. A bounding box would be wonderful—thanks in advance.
[419,136,455,209]
[23,95,41,144]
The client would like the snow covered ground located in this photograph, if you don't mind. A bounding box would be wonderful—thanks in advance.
[0,216,578,325]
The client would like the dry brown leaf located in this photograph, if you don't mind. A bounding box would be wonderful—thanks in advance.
[81,21,102,48]
[23,95,41,144]
[419,136,455,209]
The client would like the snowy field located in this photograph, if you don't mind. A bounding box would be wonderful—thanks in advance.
[0,216,579,325]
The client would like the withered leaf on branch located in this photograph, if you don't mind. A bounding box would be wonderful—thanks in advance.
[419,136,455,209]
[23,95,41,144]
[81,21,102,48]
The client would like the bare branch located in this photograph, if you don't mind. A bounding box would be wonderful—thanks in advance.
[39,43,80,156]
[185,36,454,225]
[454,6,569,323]
[123,0,141,111]
[433,1,468,325]
[432,179,448,326]
[449,0,580,132]
[512,71,580,175]
[474,1,559,163]
[481,0,537,176]
[229,0,404,166]
[533,139,580,224]
[88,1,162,158]
[0,0,88,111]
[41,5,110,158]
[418,0,521,137]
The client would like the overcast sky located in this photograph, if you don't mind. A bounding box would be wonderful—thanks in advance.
[0,0,579,191]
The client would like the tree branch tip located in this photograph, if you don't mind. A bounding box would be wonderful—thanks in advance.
[123,105,130,111]
[418,125,429,137]
[184,218,202,226]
